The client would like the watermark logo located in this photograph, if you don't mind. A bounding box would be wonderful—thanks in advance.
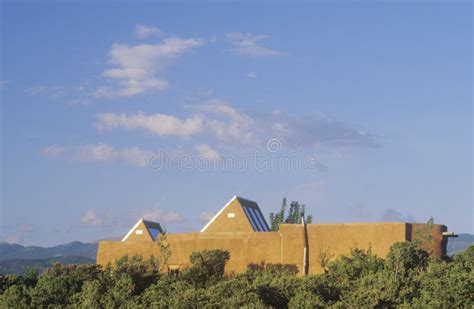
[266,138,282,153]
[147,138,323,173]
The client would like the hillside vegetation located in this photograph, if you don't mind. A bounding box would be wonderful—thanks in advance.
[1,242,473,308]
[0,242,98,275]
[0,242,98,261]
[0,256,95,276]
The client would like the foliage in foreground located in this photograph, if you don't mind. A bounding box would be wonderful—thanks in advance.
[269,198,313,231]
[1,244,473,308]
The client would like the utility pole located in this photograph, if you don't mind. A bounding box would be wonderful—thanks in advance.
[302,215,309,275]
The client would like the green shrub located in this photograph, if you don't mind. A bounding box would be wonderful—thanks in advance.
[111,255,161,294]
[0,284,31,308]
[183,249,230,287]
[1,245,472,308]
[29,263,97,307]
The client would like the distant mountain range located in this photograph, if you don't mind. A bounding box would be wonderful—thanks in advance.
[0,241,98,261]
[447,233,474,255]
[0,241,98,274]
[0,234,472,275]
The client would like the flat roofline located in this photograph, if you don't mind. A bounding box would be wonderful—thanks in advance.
[299,222,447,227]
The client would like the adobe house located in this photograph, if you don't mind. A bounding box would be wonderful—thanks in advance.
[97,196,455,275]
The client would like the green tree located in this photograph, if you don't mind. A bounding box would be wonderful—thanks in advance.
[413,216,435,255]
[269,198,313,231]
[183,249,230,287]
[0,284,31,308]
[111,255,161,295]
[327,247,384,284]
[385,241,429,276]
[204,277,263,308]
[0,275,22,294]
[29,263,99,307]
[269,197,287,231]
[154,229,171,266]
[378,242,428,306]
[288,289,325,309]
[413,246,474,308]
[2,243,472,308]
[104,273,137,308]
[74,279,103,308]
[140,277,186,308]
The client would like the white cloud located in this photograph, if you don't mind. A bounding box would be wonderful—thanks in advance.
[135,24,163,39]
[142,208,183,223]
[97,36,203,97]
[42,145,66,157]
[96,100,378,149]
[25,85,48,95]
[74,143,156,167]
[96,112,205,138]
[94,79,168,98]
[199,211,215,223]
[81,209,106,226]
[246,72,257,79]
[193,99,256,144]
[43,143,158,168]
[75,143,116,161]
[196,144,221,161]
[226,32,287,57]
[96,100,257,145]
[267,111,379,149]
[119,147,156,167]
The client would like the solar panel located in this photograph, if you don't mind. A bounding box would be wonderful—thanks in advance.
[253,207,270,231]
[147,227,161,240]
[249,207,265,231]
[242,205,259,231]
[241,205,270,232]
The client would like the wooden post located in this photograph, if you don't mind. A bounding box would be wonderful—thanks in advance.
[302,215,309,275]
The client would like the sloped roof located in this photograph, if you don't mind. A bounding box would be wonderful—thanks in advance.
[200,196,270,232]
[122,219,163,242]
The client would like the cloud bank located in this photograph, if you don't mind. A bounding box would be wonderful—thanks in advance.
[96,100,378,150]
[42,143,158,168]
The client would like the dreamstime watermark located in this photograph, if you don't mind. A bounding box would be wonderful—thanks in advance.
[147,138,323,173]
[266,138,282,153]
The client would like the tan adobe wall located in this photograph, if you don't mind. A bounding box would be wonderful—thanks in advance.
[166,232,281,273]
[97,232,282,273]
[97,222,448,275]
[97,240,160,266]
[305,223,408,273]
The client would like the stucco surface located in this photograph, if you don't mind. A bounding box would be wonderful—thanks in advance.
[97,222,448,275]
[201,198,254,233]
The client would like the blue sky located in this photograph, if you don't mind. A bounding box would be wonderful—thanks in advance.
[1,1,472,246]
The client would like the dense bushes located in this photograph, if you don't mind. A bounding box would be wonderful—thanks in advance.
[1,243,473,308]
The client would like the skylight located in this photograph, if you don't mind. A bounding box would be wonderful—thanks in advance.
[147,227,161,240]
[242,205,270,232]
